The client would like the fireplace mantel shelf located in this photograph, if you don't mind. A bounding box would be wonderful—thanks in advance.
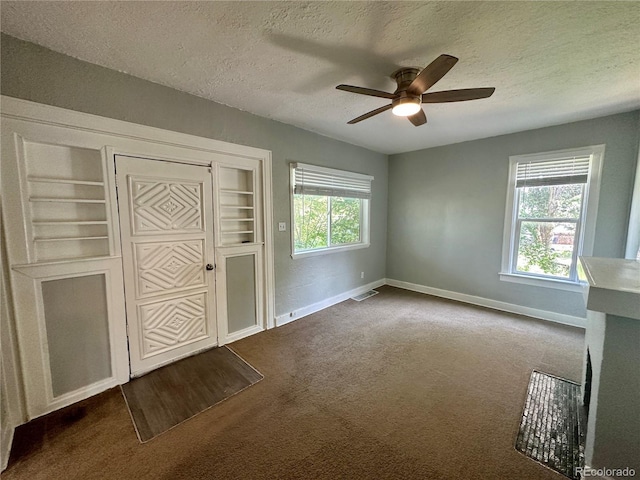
[579,256,640,320]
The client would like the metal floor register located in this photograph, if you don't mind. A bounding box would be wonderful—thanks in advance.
[515,370,586,480]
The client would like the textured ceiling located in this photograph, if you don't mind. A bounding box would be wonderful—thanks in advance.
[2,1,639,154]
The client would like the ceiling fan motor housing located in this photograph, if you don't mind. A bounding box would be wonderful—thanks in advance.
[392,67,421,92]
[391,68,422,115]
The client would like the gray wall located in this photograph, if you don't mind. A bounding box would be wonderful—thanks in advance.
[387,111,640,317]
[0,33,389,318]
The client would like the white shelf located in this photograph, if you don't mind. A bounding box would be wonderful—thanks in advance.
[221,230,254,235]
[221,205,253,210]
[28,176,104,186]
[220,189,254,195]
[32,220,109,225]
[34,236,109,242]
[221,218,254,222]
[29,198,107,204]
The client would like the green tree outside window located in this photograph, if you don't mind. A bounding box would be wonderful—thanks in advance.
[294,194,361,252]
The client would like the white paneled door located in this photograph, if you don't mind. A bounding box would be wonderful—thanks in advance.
[115,155,217,376]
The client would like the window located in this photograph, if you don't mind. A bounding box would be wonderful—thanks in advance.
[290,163,372,257]
[500,145,604,291]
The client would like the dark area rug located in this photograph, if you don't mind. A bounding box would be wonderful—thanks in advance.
[516,370,586,480]
[121,346,262,442]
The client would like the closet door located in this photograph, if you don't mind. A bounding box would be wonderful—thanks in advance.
[116,156,217,376]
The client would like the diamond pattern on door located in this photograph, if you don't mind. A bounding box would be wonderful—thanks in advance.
[139,293,208,358]
[135,241,205,296]
[131,180,203,233]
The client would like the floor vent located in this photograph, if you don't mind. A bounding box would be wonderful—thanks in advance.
[351,290,379,302]
[515,370,585,480]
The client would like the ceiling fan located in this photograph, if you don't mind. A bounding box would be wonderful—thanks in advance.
[336,54,495,126]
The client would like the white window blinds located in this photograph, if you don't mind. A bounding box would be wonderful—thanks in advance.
[292,163,373,199]
[516,156,590,188]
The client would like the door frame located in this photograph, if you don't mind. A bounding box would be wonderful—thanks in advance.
[1,96,275,420]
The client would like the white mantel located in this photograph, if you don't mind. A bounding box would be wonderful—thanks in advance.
[579,256,640,477]
[580,257,640,320]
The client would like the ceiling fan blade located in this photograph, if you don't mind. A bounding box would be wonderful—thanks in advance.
[347,104,392,124]
[407,54,459,95]
[408,108,427,126]
[422,88,495,103]
[336,85,396,99]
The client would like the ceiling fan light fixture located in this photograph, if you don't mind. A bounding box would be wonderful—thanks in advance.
[391,96,421,117]
[338,54,495,126]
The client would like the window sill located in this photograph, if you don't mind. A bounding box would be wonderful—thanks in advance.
[291,242,370,259]
[499,272,587,292]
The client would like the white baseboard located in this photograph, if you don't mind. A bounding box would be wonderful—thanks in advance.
[385,278,586,329]
[275,279,386,327]
[1,424,15,472]
[274,278,585,329]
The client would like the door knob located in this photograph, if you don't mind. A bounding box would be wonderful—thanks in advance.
[206,264,214,271]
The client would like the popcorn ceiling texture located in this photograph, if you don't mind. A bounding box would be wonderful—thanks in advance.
[1,1,639,154]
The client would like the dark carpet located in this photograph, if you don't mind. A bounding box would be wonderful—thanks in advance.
[5,286,585,479]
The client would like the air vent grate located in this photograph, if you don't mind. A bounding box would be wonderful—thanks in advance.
[350,290,379,302]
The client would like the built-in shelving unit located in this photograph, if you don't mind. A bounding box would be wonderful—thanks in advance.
[2,96,274,424]
[23,142,111,262]
[217,166,256,246]
[214,162,265,344]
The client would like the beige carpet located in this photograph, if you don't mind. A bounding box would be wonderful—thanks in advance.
[5,286,584,479]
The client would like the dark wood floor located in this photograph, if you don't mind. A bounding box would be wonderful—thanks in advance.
[121,346,262,441]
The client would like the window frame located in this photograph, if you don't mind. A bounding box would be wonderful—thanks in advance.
[499,145,604,291]
[290,163,372,259]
